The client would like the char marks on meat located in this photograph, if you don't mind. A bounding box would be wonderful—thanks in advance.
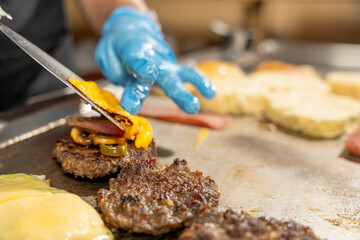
[97,158,220,235]
[52,136,156,179]
[179,208,321,240]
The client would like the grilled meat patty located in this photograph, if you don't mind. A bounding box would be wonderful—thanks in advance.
[179,208,321,240]
[52,136,156,179]
[97,158,220,235]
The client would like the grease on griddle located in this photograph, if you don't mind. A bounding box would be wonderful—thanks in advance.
[340,148,360,164]
[257,118,278,133]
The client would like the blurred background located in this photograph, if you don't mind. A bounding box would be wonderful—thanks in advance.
[63,0,360,76]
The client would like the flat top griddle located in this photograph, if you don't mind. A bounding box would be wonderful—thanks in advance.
[1,93,360,240]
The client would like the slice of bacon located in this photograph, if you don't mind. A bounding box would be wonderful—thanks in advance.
[67,117,125,137]
[138,104,233,130]
[345,126,360,156]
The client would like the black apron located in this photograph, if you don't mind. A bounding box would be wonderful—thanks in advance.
[0,0,73,111]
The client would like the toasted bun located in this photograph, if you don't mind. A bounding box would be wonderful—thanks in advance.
[251,60,320,79]
[248,72,329,93]
[264,91,360,138]
[196,80,268,115]
[325,71,360,100]
[196,60,246,82]
[194,60,265,115]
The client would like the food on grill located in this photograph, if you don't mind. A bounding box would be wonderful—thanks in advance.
[52,116,156,179]
[69,78,153,149]
[97,158,220,235]
[53,135,156,179]
[248,61,329,94]
[264,91,360,138]
[326,71,360,100]
[54,78,156,178]
[248,72,329,94]
[139,104,233,130]
[194,60,266,115]
[192,60,329,116]
[251,60,320,79]
[67,116,125,136]
[178,208,321,240]
[195,79,268,115]
[196,60,246,82]
[0,173,113,240]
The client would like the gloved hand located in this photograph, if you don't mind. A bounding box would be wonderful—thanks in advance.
[95,7,215,115]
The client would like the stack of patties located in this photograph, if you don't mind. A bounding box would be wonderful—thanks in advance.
[53,79,156,179]
[53,116,156,179]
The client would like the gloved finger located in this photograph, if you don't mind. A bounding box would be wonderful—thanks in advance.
[157,75,200,114]
[95,38,127,86]
[120,80,152,115]
[179,66,216,99]
[115,33,175,71]
[123,53,158,86]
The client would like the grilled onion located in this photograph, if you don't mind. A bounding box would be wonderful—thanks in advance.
[70,127,93,145]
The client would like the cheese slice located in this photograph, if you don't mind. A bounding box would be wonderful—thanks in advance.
[0,173,113,240]
[69,78,152,148]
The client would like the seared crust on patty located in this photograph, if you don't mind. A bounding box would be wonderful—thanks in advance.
[97,158,220,235]
[52,136,156,179]
[179,208,321,240]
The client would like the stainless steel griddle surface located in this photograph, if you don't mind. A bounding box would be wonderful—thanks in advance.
[1,94,360,240]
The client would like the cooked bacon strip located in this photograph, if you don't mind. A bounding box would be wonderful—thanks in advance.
[138,104,233,130]
[67,117,125,137]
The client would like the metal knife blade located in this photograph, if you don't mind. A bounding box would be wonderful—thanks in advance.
[0,22,124,131]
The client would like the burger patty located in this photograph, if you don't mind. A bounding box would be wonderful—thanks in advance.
[52,136,156,179]
[97,158,220,235]
[179,208,321,240]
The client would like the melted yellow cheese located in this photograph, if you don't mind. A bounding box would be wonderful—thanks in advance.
[0,174,113,240]
[69,78,152,148]
[193,128,209,149]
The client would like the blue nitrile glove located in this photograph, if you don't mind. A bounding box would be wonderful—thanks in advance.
[95,7,215,115]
